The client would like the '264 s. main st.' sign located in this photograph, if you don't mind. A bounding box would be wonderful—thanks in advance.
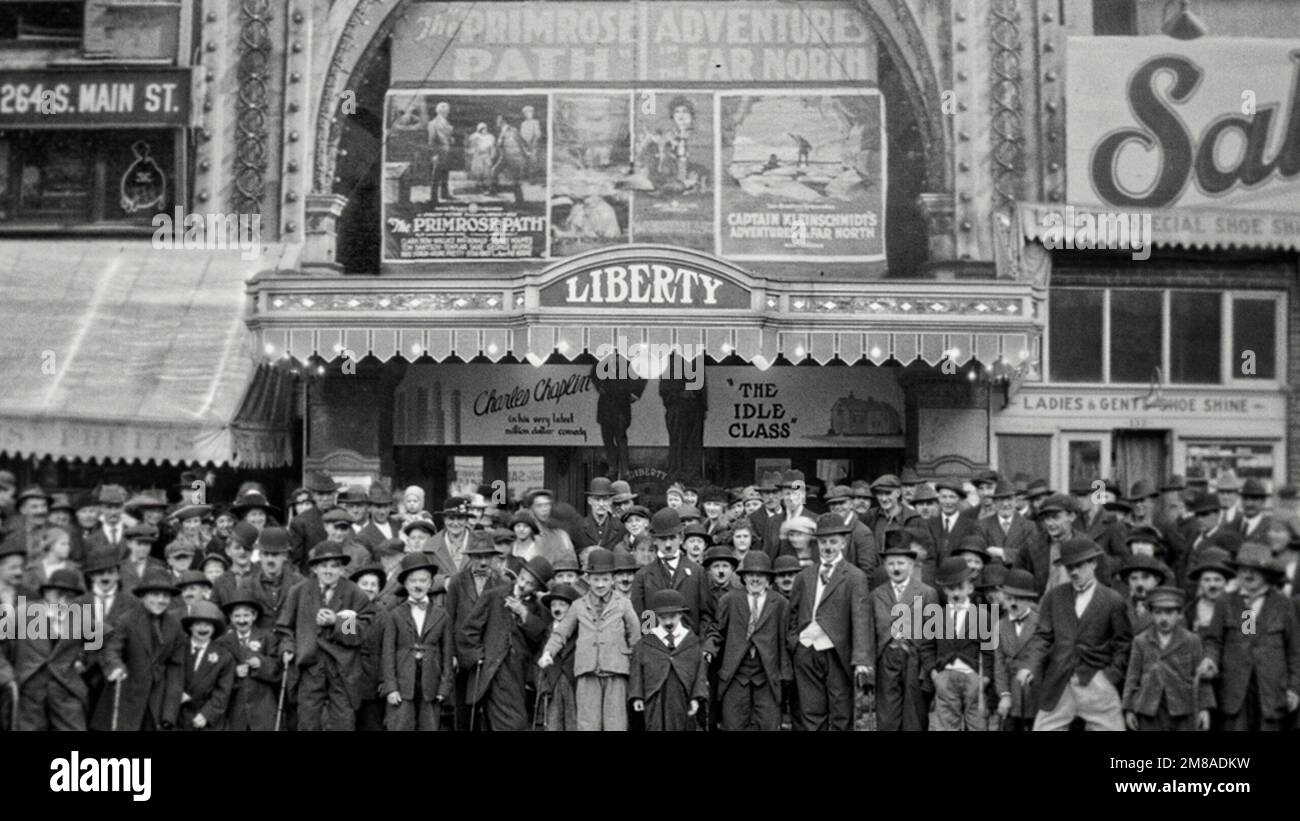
[1067,38,1300,213]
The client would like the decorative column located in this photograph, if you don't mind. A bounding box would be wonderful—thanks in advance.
[302,192,349,268]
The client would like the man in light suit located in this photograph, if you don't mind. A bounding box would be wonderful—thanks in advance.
[1017,537,1131,731]
[977,479,1039,567]
[786,513,872,731]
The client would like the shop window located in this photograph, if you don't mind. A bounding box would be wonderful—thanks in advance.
[448,455,484,497]
[1049,288,1103,383]
[1186,441,1277,492]
[506,456,545,501]
[0,129,174,226]
[0,2,83,41]
[997,434,1051,485]
[1232,298,1276,380]
[1109,289,1161,383]
[1169,291,1221,384]
[1091,0,1137,34]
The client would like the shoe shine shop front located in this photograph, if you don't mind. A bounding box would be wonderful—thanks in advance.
[246,0,1045,504]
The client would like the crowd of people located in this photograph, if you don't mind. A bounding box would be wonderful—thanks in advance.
[0,464,1297,732]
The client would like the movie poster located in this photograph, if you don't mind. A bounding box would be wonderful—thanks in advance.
[549,92,632,258]
[382,91,549,260]
[629,91,714,250]
[718,90,885,261]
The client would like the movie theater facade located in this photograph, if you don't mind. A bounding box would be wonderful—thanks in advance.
[246,0,1061,502]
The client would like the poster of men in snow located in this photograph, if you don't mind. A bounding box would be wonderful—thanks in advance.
[383,91,549,260]
[719,90,885,261]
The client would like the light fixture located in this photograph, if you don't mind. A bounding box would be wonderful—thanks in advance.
[1162,0,1208,40]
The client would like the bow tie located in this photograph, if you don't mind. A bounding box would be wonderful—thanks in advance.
[410,599,428,610]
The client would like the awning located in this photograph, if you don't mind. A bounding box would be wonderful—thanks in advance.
[1018,201,1300,253]
[0,240,297,466]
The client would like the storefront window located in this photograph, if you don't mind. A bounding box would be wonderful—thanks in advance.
[1169,291,1220,384]
[0,2,83,41]
[1109,289,1161,383]
[1049,289,1103,382]
[1185,441,1276,491]
[506,456,545,501]
[449,455,484,497]
[1233,298,1276,380]
[1066,438,1105,492]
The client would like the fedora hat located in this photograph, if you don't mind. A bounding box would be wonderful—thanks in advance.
[935,556,975,588]
[167,503,212,522]
[610,480,637,504]
[586,477,616,497]
[757,472,783,492]
[303,470,341,493]
[177,569,212,589]
[96,485,129,506]
[870,474,901,491]
[1240,478,1269,498]
[1024,479,1053,500]
[991,479,1017,499]
[230,491,279,518]
[824,485,854,505]
[396,552,439,583]
[584,547,616,574]
[133,570,181,597]
[899,467,921,485]
[542,584,580,608]
[972,469,1000,485]
[181,600,227,636]
[814,512,852,537]
[701,545,738,567]
[649,508,684,538]
[951,535,991,562]
[40,568,85,596]
[368,484,394,505]
[736,551,774,576]
[48,493,75,513]
[1001,569,1038,599]
[519,555,555,587]
[463,530,499,556]
[777,469,806,490]
[933,476,966,496]
[1189,492,1220,514]
[1058,537,1104,567]
[82,550,121,576]
[1231,542,1284,576]
[336,486,369,505]
[306,542,352,567]
[1126,480,1159,502]
[650,589,688,614]
[910,484,939,504]
[1214,474,1242,493]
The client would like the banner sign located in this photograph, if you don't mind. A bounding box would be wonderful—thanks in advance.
[538,251,751,308]
[392,1,873,84]
[1066,38,1300,212]
[703,366,903,447]
[0,69,191,127]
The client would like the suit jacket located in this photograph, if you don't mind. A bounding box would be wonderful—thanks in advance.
[382,598,454,702]
[1122,625,1215,717]
[212,567,304,630]
[1203,588,1300,719]
[977,513,1037,567]
[929,511,979,562]
[428,530,471,576]
[288,507,327,571]
[870,505,921,553]
[214,627,280,730]
[629,629,709,706]
[869,576,938,676]
[357,519,399,552]
[1079,507,1128,559]
[1022,581,1132,712]
[994,609,1041,717]
[787,559,873,673]
[85,521,129,556]
[1237,513,1274,542]
[842,513,879,576]
[631,556,716,646]
[95,607,186,730]
[715,588,791,694]
[542,591,641,677]
[445,568,502,668]
[748,506,782,556]
[118,557,167,595]
[275,576,373,707]
[179,641,236,730]
[9,606,87,701]
[73,588,141,686]
[581,512,625,550]
[460,583,550,702]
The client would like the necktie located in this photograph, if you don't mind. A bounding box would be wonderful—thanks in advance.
[193,644,206,671]
[944,516,952,535]
[151,616,164,646]
[239,634,250,649]
[1001,518,1011,534]
[321,585,335,605]
[820,563,833,586]
[665,631,676,651]
[746,594,761,639]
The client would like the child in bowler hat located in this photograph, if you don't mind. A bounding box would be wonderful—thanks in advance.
[538,583,580,731]
[179,601,236,730]
[629,589,709,731]
[215,591,281,731]
[381,553,454,731]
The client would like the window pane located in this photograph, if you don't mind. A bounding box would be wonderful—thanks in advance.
[103,132,174,223]
[18,132,90,220]
[449,456,484,497]
[1068,439,1103,490]
[506,456,545,502]
[1170,292,1221,384]
[1049,289,1103,382]
[1110,289,1161,383]
[1233,299,1276,379]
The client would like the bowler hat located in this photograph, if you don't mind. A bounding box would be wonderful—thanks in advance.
[133,570,181,597]
[611,547,640,573]
[936,556,975,587]
[1146,586,1185,610]
[934,477,965,496]
[650,589,688,614]
[736,551,774,576]
[951,535,991,562]
[306,542,352,567]
[519,555,555,587]
[48,493,75,513]
[228,521,260,549]
[1059,537,1104,567]
[40,568,85,596]
[992,479,1017,499]
[368,484,394,505]
[1230,542,1285,576]
[814,512,852,537]
[1034,494,1075,518]
[336,486,369,506]
[682,521,709,540]
[586,477,616,497]
[177,569,212,589]
[1024,479,1053,500]
[82,550,120,576]
[403,517,437,536]
[880,528,918,558]
[219,590,265,618]
[650,508,684,538]
[910,484,939,504]
[757,472,783,493]
[620,504,651,522]
[1126,480,1159,502]
[1125,524,1164,546]
[97,485,129,506]
[610,480,637,504]
[824,485,854,505]
[1187,549,1235,580]
[1240,478,1269,498]
[1117,554,1170,583]
[303,471,341,493]
[778,469,806,490]
[231,491,279,518]
[677,505,702,522]
[1159,475,1188,493]
[552,554,581,574]
[584,547,616,574]
[396,552,439,583]
[542,584,580,608]
[1001,569,1038,599]
[256,527,291,554]
[773,555,802,575]
[463,531,499,556]
[167,503,212,522]
[977,562,1008,590]
[870,474,901,491]
[181,600,227,636]
[1189,492,1220,514]
[702,545,738,567]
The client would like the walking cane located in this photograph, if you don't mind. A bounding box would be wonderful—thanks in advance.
[1192,670,1202,731]
[532,687,544,732]
[976,654,986,732]
[7,681,18,732]
[469,660,483,732]
[274,664,289,732]
[111,679,122,732]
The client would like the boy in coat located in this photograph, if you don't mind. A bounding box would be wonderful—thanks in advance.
[870,529,938,731]
[13,569,89,730]
[462,555,554,731]
[538,583,580,730]
[215,592,281,731]
[1017,537,1132,731]
[382,553,454,730]
[630,589,710,731]
[716,551,791,731]
[539,547,640,731]
[99,570,187,731]
[994,569,1040,731]
[787,513,873,731]
[75,549,142,725]
[1123,586,1213,731]
[178,600,236,730]
[931,557,994,730]
[351,563,391,731]
[1199,542,1300,731]
[276,542,374,731]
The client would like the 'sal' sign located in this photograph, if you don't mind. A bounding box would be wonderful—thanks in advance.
[539,258,751,308]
